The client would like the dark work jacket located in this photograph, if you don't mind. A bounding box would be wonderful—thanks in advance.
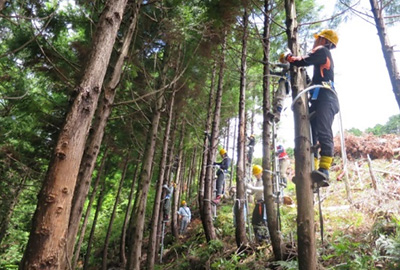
[289,45,336,102]
[215,156,231,171]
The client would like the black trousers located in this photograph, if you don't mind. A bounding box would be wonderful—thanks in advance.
[310,93,339,157]
[252,202,269,241]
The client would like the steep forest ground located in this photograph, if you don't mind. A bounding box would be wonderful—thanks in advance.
[156,134,400,270]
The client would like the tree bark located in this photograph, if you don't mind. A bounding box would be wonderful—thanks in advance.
[172,123,185,239]
[66,2,141,265]
[198,60,217,213]
[235,7,249,249]
[102,154,130,270]
[369,0,400,109]
[20,1,128,269]
[127,42,170,268]
[155,116,178,257]
[202,30,227,242]
[120,163,139,268]
[285,0,316,269]
[72,147,109,269]
[127,93,163,270]
[187,147,197,201]
[83,177,106,270]
[230,117,237,189]
[262,0,283,260]
[146,90,176,270]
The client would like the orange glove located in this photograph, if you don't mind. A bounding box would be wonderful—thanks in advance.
[286,54,295,62]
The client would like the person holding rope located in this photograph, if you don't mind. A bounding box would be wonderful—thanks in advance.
[281,29,339,187]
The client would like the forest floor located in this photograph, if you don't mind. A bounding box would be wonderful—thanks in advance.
[157,134,400,270]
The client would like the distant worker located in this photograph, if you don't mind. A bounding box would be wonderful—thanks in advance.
[276,145,290,187]
[213,148,231,205]
[177,200,191,235]
[281,29,339,187]
[162,183,174,221]
[247,134,256,164]
[271,77,290,123]
[246,165,269,243]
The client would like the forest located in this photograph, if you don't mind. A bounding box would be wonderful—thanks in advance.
[1,0,400,269]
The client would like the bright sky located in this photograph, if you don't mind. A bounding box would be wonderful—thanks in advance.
[254,1,400,154]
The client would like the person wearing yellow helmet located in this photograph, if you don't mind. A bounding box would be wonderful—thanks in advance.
[177,200,191,235]
[212,148,231,204]
[245,165,269,242]
[282,29,340,187]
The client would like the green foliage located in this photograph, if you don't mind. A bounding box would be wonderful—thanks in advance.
[274,260,298,270]
[211,252,243,270]
[366,114,400,135]
[347,127,363,136]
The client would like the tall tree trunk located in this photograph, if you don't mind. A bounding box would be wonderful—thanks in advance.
[66,2,141,265]
[102,154,130,270]
[180,154,187,199]
[198,61,217,213]
[20,1,128,269]
[172,123,185,239]
[230,117,237,188]
[120,163,139,268]
[154,118,178,257]
[83,176,107,270]
[187,147,197,201]
[225,119,230,151]
[146,90,176,270]
[72,147,109,269]
[127,41,171,267]
[235,7,249,249]
[127,92,163,270]
[369,0,400,109]
[202,30,227,242]
[284,0,316,269]
[0,0,5,11]
[263,0,283,260]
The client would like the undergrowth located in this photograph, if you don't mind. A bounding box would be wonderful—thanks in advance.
[159,159,400,269]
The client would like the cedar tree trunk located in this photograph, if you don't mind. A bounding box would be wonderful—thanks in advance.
[235,7,249,249]
[285,0,316,269]
[20,1,127,269]
[369,0,400,109]
[66,2,141,264]
[262,0,283,260]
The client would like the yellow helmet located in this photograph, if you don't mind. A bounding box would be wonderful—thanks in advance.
[219,148,227,156]
[252,165,262,176]
[314,29,338,47]
[181,200,186,205]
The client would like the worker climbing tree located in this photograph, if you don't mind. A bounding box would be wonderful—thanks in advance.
[282,29,340,189]
[213,148,231,205]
